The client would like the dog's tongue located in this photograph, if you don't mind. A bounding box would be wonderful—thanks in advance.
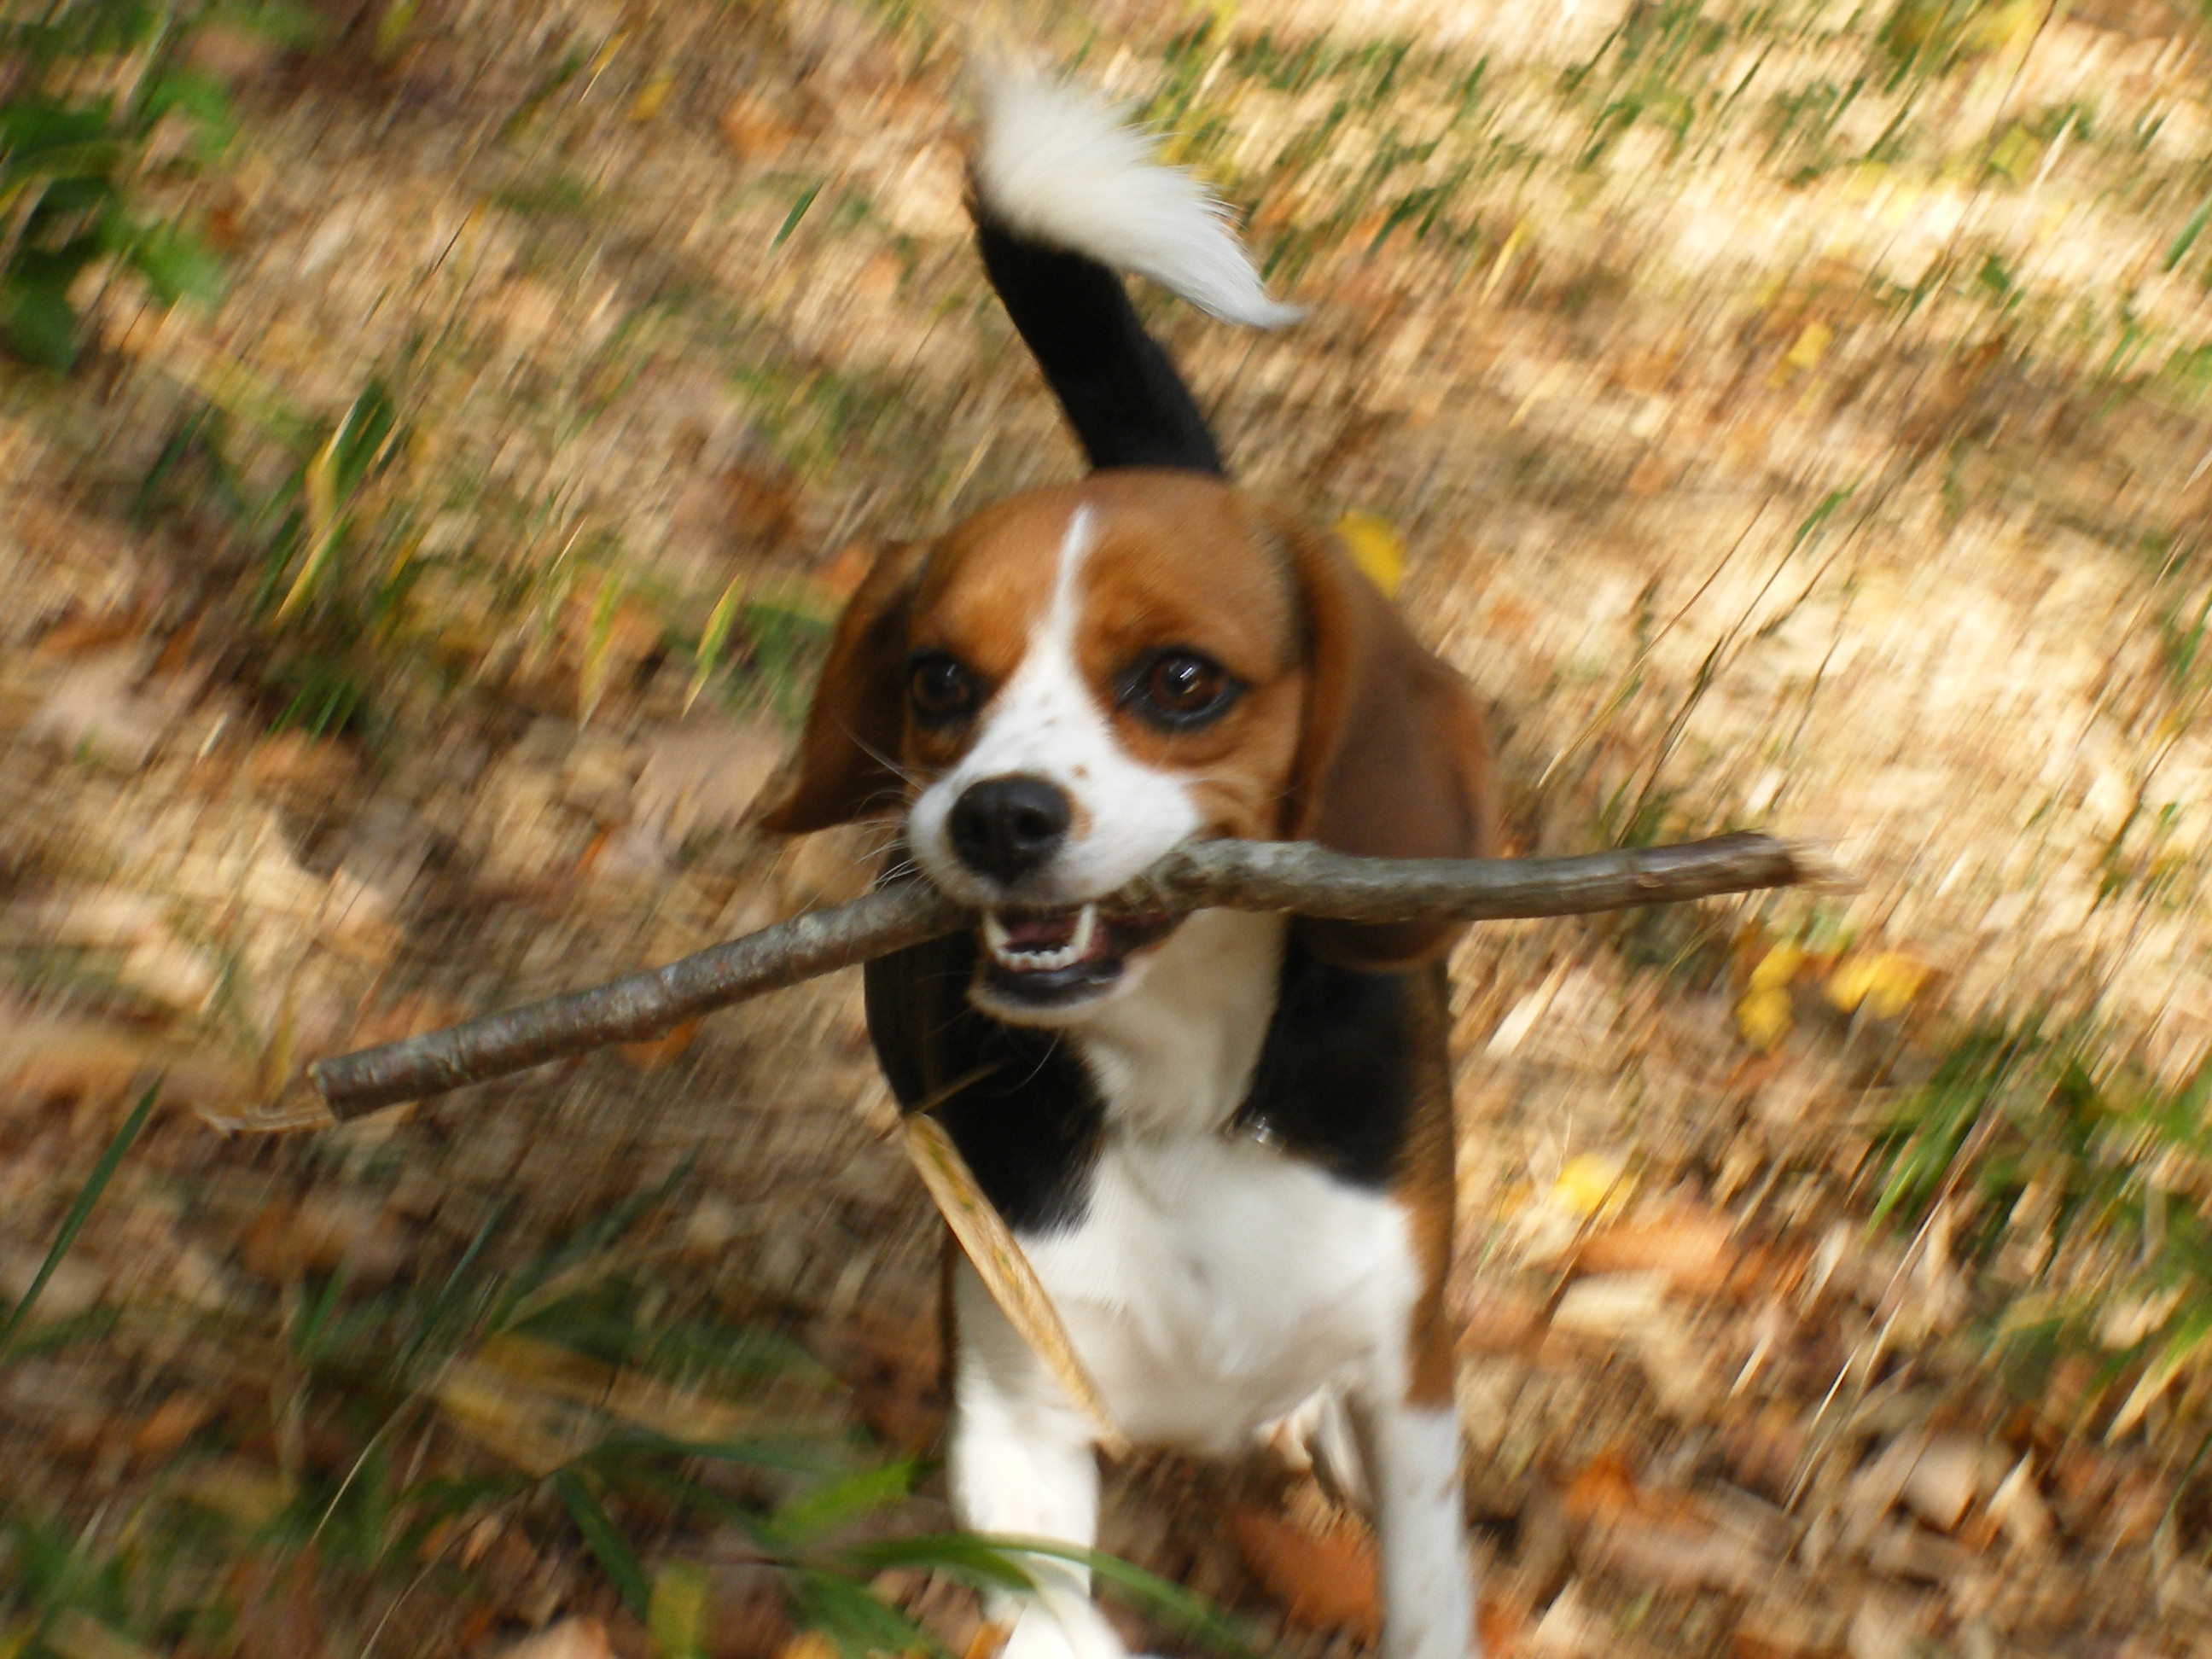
[999,911,1082,949]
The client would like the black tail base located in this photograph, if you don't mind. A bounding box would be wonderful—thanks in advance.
[975,216,1226,477]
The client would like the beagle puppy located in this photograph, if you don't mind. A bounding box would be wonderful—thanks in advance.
[761,76,1495,1659]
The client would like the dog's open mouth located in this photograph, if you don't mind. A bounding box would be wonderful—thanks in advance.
[977,904,1184,1006]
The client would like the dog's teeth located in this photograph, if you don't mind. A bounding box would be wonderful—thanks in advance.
[980,905,1103,973]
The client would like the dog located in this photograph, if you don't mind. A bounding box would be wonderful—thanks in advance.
[760,74,1496,1659]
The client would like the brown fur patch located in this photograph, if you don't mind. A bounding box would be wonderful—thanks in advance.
[763,470,1495,935]
[1393,964,1460,1409]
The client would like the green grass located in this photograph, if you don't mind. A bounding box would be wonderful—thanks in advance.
[0,0,294,372]
[1873,1024,2212,1449]
[0,1126,1254,1659]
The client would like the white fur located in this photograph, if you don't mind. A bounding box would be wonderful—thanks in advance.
[1071,909,1285,1131]
[946,913,1481,1659]
[907,502,1203,940]
[973,73,1302,330]
[1359,1403,1478,1659]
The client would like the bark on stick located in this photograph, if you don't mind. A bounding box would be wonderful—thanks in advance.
[310,831,1823,1117]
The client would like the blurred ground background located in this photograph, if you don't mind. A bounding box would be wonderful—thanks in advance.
[7,0,2212,1653]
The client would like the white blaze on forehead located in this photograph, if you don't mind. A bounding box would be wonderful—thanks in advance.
[908,498,1202,907]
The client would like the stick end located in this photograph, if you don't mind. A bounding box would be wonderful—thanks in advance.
[197,1076,340,1135]
[1782,839,1863,894]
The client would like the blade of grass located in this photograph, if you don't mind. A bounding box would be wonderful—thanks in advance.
[841,1533,1035,1595]
[787,1568,940,1659]
[688,576,746,713]
[771,1458,915,1543]
[0,1081,158,1362]
[989,1537,1256,1657]
[2166,194,2212,272]
[551,1469,650,1614]
[773,183,820,247]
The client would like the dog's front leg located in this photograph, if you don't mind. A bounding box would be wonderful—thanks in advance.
[1353,1386,1478,1659]
[948,1263,1125,1659]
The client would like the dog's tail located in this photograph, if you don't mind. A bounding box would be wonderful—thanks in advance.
[969,74,1299,477]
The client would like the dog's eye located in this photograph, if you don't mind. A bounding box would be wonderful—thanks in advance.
[1126,649,1238,729]
[907,653,977,723]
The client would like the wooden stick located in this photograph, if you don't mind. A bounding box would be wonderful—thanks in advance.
[310,831,1827,1117]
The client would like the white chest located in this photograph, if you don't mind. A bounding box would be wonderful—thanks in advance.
[1007,908,1420,1453]
[1024,1132,1420,1452]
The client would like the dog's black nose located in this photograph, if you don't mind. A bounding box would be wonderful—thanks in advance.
[947,775,1071,883]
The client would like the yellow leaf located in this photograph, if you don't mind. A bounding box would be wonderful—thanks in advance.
[1988,125,2040,183]
[1333,512,1406,597]
[2107,1318,2212,1441]
[1966,0,2043,55]
[579,574,624,722]
[1745,942,1803,992]
[1550,1152,1630,1220]
[276,433,342,619]
[1736,985,1794,1051]
[630,73,673,122]
[172,1458,293,1528]
[1784,322,1831,373]
[45,1612,154,1659]
[374,0,419,57]
[1825,951,1930,1019]
[906,1112,1130,1456]
[1480,218,1529,301]
[649,1561,711,1659]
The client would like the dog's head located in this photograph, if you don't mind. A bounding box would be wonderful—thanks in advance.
[760,469,1493,1022]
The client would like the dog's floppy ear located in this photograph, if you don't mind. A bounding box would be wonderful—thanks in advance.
[1277,515,1496,969]
[754,541,929,835]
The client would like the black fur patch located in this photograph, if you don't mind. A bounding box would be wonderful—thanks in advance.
[974,218,1225,476]
[865,928,1106,1236]
[1233,936,1417,1189]
[869,921,1423,1237]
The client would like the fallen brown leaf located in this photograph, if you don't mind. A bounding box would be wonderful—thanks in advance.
[1477,1598,1528,1656]
[435,1334,765,1476]
[617,1020,700,1070]
[131,1392,217,1468]
[1732,1592,1848,1657]
[1986,1455,2052,1552]
[0,1246,106,1321]
[1898,1434,1981,1532]
[703,1557,797,1659]
[495,1617,614,1659]
[1575,1207,1739,1295]
[0,1018,253,1121]
[1580,1509,1770,1595]
[1227,1504,1379,1640]
[244,731,359,797]
[819,1316,946,1457]
[719,99,802,159]
[344,992,475,1051]
[25,646,190,768]
[172,1458,292,1528]
[1563,1453,1776,1594]
[1452,1279,1548,1354]
[44,1610,157,1659]
[238,1193,410,1285]
[616,717,788,869]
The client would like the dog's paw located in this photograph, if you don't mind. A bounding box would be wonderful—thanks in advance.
[997,1596,1130,1659]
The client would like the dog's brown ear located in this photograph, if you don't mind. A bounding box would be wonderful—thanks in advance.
[754,542,928,835]
[1278,515,1496,968]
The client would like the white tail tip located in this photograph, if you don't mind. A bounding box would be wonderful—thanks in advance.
[971,73,1302,331]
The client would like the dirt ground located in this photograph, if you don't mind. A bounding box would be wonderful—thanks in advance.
[8,0,2212,1655]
